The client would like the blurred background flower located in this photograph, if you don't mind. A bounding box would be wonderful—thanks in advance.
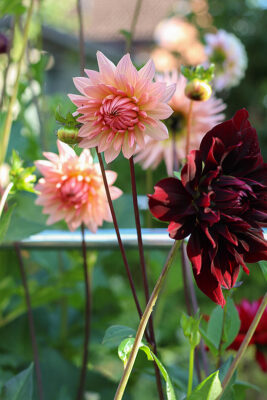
[204,29,248,91]
[135,70,226,175]
[228,298,267,372]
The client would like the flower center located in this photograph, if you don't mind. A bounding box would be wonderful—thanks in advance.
[97,95,145,133]
[60,176,90,208]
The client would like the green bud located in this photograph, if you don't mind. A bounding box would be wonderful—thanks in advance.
[57,127,81,145]
[181,312,201,347]
[184,79,212,101]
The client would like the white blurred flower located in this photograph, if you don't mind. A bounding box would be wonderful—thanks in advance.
[205,29,248,91]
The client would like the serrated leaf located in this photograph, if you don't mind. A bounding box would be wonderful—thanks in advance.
[259,261,267,281]
[187,371,222,400]
[1,363,33,400]
[118,338,176,399]
[102,325,136,349]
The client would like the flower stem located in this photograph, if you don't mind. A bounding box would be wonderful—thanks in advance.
[129,157,164,399]
[187,345,195,397]
[114,240,180,400]
[0,18,15,109]
[76,0,85,75]
[181,242,209,377]
[0,182,13,218]
[219,292,267,399]
[0,0,34,164]
[126,0,143,52]
[96,149,146,327]
[185,100,194,157]
[14,243,44,400]
[76,223,92,400]
[216,298,228,369]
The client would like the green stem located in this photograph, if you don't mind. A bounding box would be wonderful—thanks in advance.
[114,240,180,400]
[185,100,193,157]
[216,297,228,369]
[0,182,13,218]
[125,0,143,52]
[187,345,195,397]
[218,292,267,399]
[0,0,34,164]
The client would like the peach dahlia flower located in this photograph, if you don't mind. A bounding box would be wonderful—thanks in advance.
[135,71,226,175]
[35,140,122,232]
[68,52,176,163]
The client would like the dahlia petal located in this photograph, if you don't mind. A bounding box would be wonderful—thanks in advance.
[138,58,155,81]
[148,103,174,119]
[109,186,123,200]
[79,135,100,149]
[73,77,91,94]
[34,160,54,175]
[144,120,169,140]
[96,51,116,78]
[84,69,101,84]
[68,94,87,106]
[187,231,203,275]
[79,149,93,165]
[104,145,121,163]
[168,218,194,240]
[160,83,176,102]
[57,140,76,160]
[122,134,136,159]
[116,53,138,84]
[105,170,117,185]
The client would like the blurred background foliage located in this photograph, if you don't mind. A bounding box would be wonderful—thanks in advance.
[0,0,266,399]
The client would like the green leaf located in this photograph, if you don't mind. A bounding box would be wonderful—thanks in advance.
[199,327,218,356]
[0,204,16,243]
[187,371,222,400]
[119,29,132,45]
[0,0,26,16]
[181,64,215,83]
[118,338,176,399]
[259,261,267,281]
[207,306,224,349]
[222,298,240,351]
[102,325,136,348]
[1,363,33,400]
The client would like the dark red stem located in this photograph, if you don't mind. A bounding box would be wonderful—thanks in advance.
[14,243,44,400]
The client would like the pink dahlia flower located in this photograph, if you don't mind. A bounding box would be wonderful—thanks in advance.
[35,140,122,232]
[135,71,226,175]
[68,52,176,163]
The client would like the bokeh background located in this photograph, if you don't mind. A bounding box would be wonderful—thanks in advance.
[0,1,266,399]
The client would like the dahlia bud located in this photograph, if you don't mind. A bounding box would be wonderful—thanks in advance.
[0,33,9,54]
[184,79,212,101]
[57,127,81,145]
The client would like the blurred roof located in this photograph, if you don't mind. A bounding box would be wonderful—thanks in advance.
[83,0,177,41]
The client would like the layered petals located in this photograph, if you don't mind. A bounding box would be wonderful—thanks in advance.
[149,110,267,306]
[69,52,175,163]
[35,140,122,232]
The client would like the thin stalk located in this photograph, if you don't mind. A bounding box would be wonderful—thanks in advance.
[76,0,85,75]
[187,346,195,397]
[181,242,192,315]
[129,156,165,399]
[0,18,15,109]
[0,0,34,164]
[0,182,13,218]
[185,100,193,157]
[126,0,143,52]
[96,149,146,328]
[216,299,228,369]
[218,292,267,399]
[14,243,44,400]
[115,240,180,400]
[145,168,153,228]
[172,132,178,172]
[76,224,92,400]
[182,242,209,377]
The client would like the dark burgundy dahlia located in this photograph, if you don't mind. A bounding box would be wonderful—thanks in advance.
[148,109,267,306]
